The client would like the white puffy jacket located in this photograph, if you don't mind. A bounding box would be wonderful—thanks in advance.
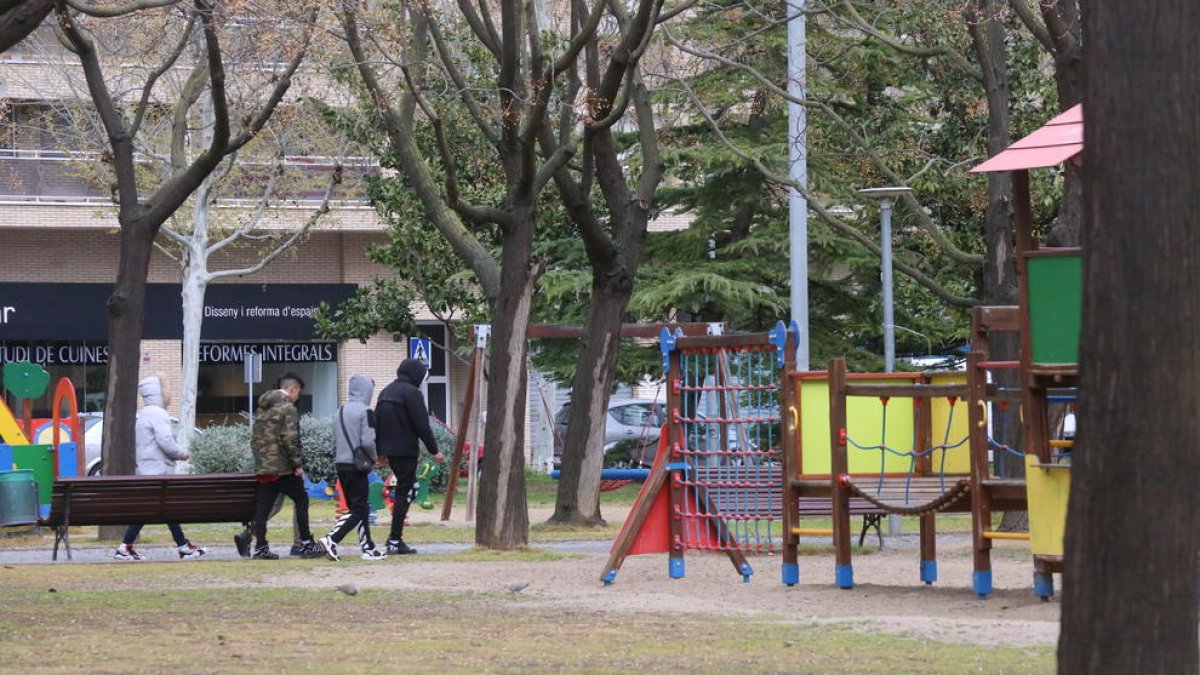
[135,376,189,475]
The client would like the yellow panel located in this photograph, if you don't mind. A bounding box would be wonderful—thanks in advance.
[799,379,916,476]
[928,373,971,474]
[1025,454,1071,557]
[0,399,31,445]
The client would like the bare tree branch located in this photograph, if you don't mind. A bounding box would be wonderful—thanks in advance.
[225,6,318,153]
[130,11,195,138]
[210,166,343,280]
[830,0,982,81]
[426,11,501,144]
[338,0,502,298]
[453,0,498,56]
[0,0,53,53]
[1010,0,1054,51]
[65,0,179,18]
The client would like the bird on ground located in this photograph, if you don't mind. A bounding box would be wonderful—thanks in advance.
[505,581,530,594]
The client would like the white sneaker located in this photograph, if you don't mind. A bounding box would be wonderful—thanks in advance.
[361,547,387,561]
[114,544,142,561]
[320,535,340,562]
[177,543,208,560]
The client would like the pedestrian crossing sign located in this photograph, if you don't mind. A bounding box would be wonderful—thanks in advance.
[409,337,432,366]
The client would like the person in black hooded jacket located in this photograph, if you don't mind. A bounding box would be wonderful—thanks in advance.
[376,358,445,554]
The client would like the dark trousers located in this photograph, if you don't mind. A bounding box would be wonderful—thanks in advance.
[123,522,187,547]
[328,464,374,549]
[387,455,419,543]
[253,474,312,549]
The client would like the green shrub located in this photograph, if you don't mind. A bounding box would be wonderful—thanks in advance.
[300,415,335,485]
[188,415,334,482]
[188,424,252,474]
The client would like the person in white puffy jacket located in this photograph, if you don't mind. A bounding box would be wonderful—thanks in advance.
[113,374,208,561]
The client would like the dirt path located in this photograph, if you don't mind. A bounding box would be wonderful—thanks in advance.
[278,537,1060,649]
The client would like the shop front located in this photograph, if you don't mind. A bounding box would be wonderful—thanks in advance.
[0,282,354,423]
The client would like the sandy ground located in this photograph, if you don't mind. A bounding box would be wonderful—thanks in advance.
[300,506,1061,649]
[3,505,1061,650]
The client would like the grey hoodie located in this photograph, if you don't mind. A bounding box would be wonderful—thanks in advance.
[335,374,377,465]
[135,376,189,476]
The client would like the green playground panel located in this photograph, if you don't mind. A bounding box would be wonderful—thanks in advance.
[11,445,53,506]
[1026,251,1082,365]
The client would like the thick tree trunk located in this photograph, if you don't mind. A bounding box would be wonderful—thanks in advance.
[1059,3,1200,671]
[475,214,535,550]
[0,0,51,54]
[98,216,155,539]
[548,270,635,525]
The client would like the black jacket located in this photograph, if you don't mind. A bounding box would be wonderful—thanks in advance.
[375,359,439,458]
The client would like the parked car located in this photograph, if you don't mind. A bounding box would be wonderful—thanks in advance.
[552,399,667,469]
[82,412,201,475]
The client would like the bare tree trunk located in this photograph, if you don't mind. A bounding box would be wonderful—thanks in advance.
[1059,2,1200,671]
[475,209,535,549]
[549,273,633,525]
[98,216,154,539]
[0,0,52,53]
[968,1,1023,534]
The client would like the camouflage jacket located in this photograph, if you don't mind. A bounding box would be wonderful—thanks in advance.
[251,389,303,476]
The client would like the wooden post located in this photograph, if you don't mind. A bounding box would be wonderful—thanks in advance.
[439,346,479,521]
[966,351,995,598]
[666,342,685,578]
[828,357,853,588]
[781,332,800,585]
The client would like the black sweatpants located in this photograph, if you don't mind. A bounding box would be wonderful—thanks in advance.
[328,464,375,550]
[387,455,419,543]
[253,474,313,549]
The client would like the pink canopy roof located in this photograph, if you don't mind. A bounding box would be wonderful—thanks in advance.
[971,104,1082,173]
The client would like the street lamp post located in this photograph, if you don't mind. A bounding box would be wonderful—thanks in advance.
[858,186,911,539]
[857,187,912,373]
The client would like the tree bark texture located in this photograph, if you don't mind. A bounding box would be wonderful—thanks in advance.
[0,0,51,53]
[1059,2,1200,671]
[968,0,1024,512]
[549,270,637,525]
[474,212,535,549]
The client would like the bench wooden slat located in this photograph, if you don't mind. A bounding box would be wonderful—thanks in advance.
[40,474,260,560]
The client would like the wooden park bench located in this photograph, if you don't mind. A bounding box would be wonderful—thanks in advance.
[40,473,258,561]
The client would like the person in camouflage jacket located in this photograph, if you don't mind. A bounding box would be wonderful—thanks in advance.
[246,372,320,560]
[252,389,304,475]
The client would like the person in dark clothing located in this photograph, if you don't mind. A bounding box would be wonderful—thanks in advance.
[376,358,445,554]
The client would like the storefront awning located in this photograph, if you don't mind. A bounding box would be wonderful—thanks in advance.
[972,104,1083,173]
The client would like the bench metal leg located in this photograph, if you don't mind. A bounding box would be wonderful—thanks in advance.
[858,514,884,549]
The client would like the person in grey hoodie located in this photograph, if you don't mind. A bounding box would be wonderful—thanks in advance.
[113,374,208,561]
[319,374,386,561]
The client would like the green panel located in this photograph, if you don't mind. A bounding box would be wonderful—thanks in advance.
[11,445,53,506]
[1027,254,1082,364]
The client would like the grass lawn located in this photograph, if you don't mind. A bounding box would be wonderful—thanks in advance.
[0,561,1054,673]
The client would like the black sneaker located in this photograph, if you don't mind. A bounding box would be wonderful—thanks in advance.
[289,543,305,557]
[252,546,279,560]
[386,539,417,555]
[233,530,251,558]
[296,539,322,559]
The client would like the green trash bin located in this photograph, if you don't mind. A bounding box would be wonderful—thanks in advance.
[0,469,40,527]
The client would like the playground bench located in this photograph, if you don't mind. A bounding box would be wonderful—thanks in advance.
[796,497,886,549]
[40,473,258,561]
